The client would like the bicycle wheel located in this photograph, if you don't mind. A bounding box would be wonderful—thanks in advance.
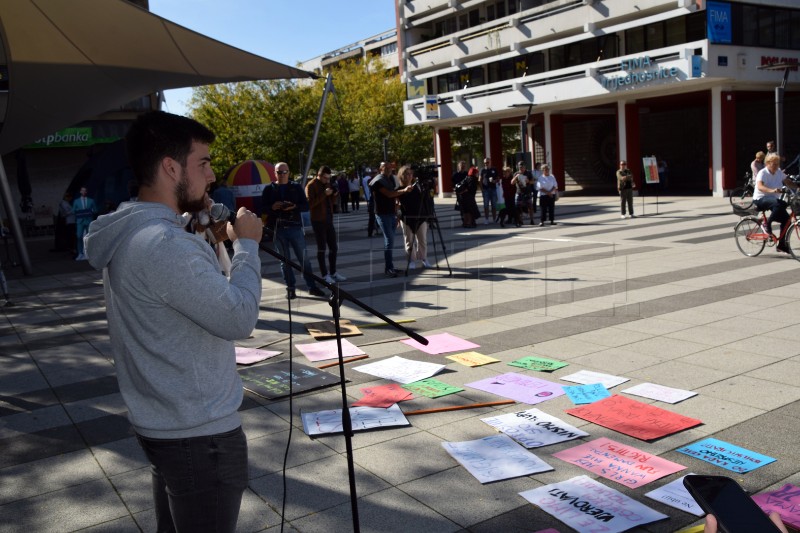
[729,186,754,210]
[734,217,766,257]
[785,221,800,262]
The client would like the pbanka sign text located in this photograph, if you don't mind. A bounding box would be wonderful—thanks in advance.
[602,56,679,91]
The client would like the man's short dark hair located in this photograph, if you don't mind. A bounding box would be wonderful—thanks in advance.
[318,165,332,176]
[126,111,215,188]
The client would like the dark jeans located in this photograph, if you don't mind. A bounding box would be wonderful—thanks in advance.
[350,191,360,210]
[137,426,248,533]
[274,225,318,290]
[376,213,396,271]
[754,196,789,241]
[311,220,337,276]
[540,195,555,223]
[620,188,634,215]
[367,197,377,236]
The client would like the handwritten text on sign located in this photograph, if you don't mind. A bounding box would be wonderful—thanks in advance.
[481,408,588,448]
[676,438,776,473]
[520,475,668,533]
[553,437,685,487]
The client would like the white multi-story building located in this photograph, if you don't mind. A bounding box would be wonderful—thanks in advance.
[397,0,800,196]
[298,29,400,76]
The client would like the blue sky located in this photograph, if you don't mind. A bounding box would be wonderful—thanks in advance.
[148,0,396,115]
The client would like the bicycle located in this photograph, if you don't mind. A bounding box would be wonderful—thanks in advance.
[729,171,754,211]
[734,175,800,260]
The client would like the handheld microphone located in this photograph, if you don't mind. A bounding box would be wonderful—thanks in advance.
[208,203,237,225]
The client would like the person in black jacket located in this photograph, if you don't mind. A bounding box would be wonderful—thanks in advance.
[456,166,480,228]
[261,163,324,299]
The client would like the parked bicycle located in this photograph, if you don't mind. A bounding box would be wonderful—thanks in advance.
[729,171,754,211]
[734,175,800,260]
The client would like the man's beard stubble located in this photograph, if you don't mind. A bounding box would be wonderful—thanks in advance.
[176,171,207,213]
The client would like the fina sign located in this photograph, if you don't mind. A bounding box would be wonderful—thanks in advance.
[602,56,679,91]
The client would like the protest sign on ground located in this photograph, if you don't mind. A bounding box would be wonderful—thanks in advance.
[621,382,697,404]
[301,404,409,436]
[553,437,685,487]
[566,395,702,440]
[295,338,364,362]
[401,332,479,354]
[481,408,588,448]
[563,383,610,405]
[442,434,553,483]
[466,372,565,404]
[519,475,668,532]
[644,475,705,516]
[561,370,630,389]
[352,356,445,384]
[676,438,776,473]
[752,483,800,529]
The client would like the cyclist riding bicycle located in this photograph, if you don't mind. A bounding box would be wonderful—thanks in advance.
[753,152,790,254]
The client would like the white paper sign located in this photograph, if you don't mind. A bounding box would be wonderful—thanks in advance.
[481,408,589,448]
[560,370,630,389]
[442,434,553,484]
[519,475,668,533]
[301,404,409,436]
[352,356,445,384]
[295,338,365,362]
[622,383,697,404]
[644,475,704,516]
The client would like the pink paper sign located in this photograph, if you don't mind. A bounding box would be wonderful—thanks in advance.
[753,484,800,529]
[235,347,281,365]
[566,395,702,441]
[296,338,364,362]
[401,333,479,355]
[553,437,686,488]
[466,372,565,404]
[352,384,413,408]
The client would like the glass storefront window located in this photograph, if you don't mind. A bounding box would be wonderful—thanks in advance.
[646,22,665,50]
[665,17,686,46]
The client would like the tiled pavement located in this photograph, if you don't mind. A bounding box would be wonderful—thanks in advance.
[1,195,799,532]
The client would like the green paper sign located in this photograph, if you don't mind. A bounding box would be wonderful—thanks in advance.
[402,378,463,398]
[508,356,568,372]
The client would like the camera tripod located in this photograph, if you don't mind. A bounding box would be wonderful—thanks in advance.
[402,182,452,276]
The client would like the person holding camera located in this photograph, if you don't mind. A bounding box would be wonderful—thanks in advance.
[370,162,412,277]
[397,165,433,269]
[84,111,264,533]
[262,162,325,298]
[306,166,347,285]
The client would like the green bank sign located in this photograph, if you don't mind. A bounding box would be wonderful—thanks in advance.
[27,127,118,148]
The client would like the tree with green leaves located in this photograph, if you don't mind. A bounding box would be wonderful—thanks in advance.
[188,57,433,179]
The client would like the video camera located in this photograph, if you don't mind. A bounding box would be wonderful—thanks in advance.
[410,163,440,192]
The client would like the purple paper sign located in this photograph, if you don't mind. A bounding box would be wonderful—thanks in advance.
[466,372,565,404]
[753,484,800,529]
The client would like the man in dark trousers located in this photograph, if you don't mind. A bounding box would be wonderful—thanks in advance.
[370,162,412,277]
[84,111,264,532]
[480,157,498,224]
[261,162,325,299]
[306,165,347,284]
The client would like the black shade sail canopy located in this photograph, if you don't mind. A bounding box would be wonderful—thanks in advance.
[0,0,313,155]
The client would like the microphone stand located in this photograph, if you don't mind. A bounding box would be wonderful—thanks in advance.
[256,229,428,533]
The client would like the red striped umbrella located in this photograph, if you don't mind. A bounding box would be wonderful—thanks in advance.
[223,160,275,215]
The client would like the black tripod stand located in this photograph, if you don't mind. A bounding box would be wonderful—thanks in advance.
[402,180,452,277]
[258,228,427,533]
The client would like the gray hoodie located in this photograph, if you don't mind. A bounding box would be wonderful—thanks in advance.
[85,201,262,439]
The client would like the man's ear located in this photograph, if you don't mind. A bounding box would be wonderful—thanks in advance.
[160,156,181,183]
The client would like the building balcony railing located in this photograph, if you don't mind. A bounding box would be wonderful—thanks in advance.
[403,41,708,125]
[403,0,686,76]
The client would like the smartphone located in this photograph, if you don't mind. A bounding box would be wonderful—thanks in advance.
[682,475,782,533]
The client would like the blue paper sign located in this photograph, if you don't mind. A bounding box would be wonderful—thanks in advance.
[563,383,611,405]
[707,1,732,44]
[677,438,776,473]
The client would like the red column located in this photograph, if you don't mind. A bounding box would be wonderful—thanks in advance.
[435,128,453,193]
[489,122,502,168]
[550,114,565,190]
[624,103,642,188]
[721,91,737,190]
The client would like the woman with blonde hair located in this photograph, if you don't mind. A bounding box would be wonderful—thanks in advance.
[396,165,432,269]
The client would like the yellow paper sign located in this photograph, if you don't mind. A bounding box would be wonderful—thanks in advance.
[446,351,499,367]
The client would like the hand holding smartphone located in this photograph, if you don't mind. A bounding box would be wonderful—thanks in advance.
[682,475,785,533]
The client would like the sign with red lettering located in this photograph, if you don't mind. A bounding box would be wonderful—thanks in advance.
[566,395,702,441]
[553,438,685,488]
